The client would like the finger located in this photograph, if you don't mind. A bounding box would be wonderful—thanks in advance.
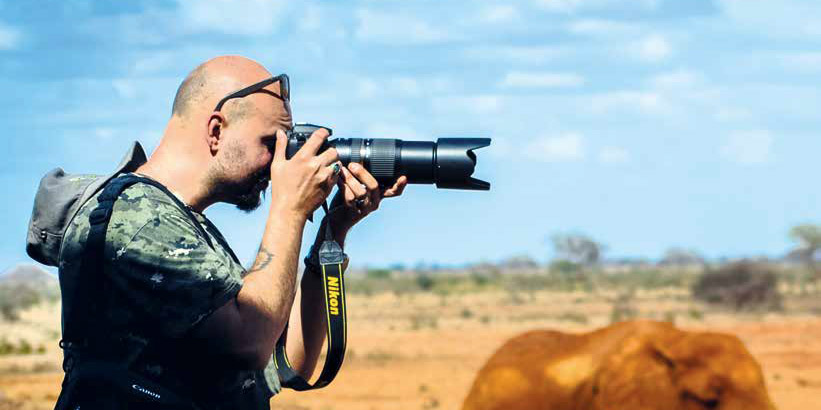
[329,164,343,186]
[348,162,379,192]
[383,176,408,197]
[317,147,340,167]
[346,162,380,206]
[273,129,288,161]
[297,127,331,158]
[344,183,356,206]
[341,166,367,199]
[318,164,338,188]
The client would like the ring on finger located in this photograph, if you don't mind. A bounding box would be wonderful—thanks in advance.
[355,197,367,208]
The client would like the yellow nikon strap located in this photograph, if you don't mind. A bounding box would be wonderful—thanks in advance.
[274,205,348,390]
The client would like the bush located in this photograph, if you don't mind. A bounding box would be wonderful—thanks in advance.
[609,291,638,323]
[549,259,580,274]
[415,274,435,291]
[557,311,589,324]
[366,269,391,280]
[691,261,781,311]
[0,283,41,322]
[409,313,438,330]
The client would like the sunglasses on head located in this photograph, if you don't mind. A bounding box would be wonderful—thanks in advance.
[214,73,290,112]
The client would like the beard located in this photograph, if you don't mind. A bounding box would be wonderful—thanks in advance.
[206,157,270,213]
[229,166,269,212]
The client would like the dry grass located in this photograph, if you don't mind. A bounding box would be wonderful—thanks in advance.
[2,286,820,409]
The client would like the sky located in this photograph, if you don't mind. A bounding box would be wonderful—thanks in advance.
[1,0,820,271]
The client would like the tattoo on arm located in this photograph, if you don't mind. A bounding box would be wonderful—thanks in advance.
[249,246,274,273]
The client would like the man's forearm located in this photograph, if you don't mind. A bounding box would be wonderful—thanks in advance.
[235,205,308,358]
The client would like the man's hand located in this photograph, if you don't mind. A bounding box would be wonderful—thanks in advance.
[328,162,408,233]
[269,128,341,220]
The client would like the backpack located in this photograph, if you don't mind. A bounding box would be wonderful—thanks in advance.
[26,142,148,266]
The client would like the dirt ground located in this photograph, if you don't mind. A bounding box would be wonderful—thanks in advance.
[1,290,820,409]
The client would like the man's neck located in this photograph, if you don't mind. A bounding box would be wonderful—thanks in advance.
[135,138,214,213]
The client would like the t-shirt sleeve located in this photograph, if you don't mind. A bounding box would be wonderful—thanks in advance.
[104,189,243,339]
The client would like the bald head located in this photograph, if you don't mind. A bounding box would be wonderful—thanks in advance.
[141,55,293,213]
[170,55,274,121]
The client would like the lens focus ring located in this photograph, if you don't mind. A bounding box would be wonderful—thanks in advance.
[349,138,363,165]
[368,139,397,180]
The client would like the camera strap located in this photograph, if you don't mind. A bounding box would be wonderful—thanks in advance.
[273,201,348,391]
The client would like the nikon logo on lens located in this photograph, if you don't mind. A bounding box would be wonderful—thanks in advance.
[284,123,491,191]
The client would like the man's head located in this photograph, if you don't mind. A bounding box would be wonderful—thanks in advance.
[168,55,293,212]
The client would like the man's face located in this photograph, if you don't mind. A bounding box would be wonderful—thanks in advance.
[211,86,293,212]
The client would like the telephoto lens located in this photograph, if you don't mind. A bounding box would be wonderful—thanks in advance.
[285,123,491,191]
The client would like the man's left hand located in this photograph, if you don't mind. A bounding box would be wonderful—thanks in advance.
[328,162,408,233]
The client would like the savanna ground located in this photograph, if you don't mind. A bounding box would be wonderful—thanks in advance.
[1,268,820,409]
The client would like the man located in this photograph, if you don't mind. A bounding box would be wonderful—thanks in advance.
[56,55,408,408]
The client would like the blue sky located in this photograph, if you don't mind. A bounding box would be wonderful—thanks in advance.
[2,0,820,271]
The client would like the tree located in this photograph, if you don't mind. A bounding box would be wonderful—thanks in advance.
[550,233,604,267]
[659,247,705,267]
[788,224,821,274]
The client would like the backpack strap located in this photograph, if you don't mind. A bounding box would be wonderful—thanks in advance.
[58,174,210,410]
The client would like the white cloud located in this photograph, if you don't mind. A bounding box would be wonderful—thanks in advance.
[112,79,138,99]
[630,34,672,63]
[524,133,585,162]
[650,69,701,89]
[590,91,667,114]
[391,77,421,97]
[355,9,454,44]
[93,127,116,142]
[568,19,637,36]
[721,130,773,164]
[365,124,423,140]
[534,0,583,12]
[778,51,821,73]
[0,23,21,50]
[177,0,287,36]
[356,78,380,99]
[462,45,568,64]
[534,0,659,13]
[298,4,323,32]
[478,5,520,24]
[598,146,630,164]
[432,95,501,114]
[715,106,752,122]
[502,71,585,88]
[719,0,821,39]
[353,76,447,99]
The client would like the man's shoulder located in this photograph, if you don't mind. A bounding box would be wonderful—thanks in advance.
[109,181,186,223]
[65,181,199,246]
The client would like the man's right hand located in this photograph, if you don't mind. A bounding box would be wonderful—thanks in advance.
[269,127,341,219]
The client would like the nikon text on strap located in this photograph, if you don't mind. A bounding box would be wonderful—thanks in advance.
[273,201,349,391]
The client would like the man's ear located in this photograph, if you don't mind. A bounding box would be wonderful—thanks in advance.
[207,112,226,155]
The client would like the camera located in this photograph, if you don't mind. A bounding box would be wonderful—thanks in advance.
[284,123,491,190]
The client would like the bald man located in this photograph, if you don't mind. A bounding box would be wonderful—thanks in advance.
[55,56,407,409]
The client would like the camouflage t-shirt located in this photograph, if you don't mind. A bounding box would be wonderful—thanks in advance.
[58,174,281,409]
